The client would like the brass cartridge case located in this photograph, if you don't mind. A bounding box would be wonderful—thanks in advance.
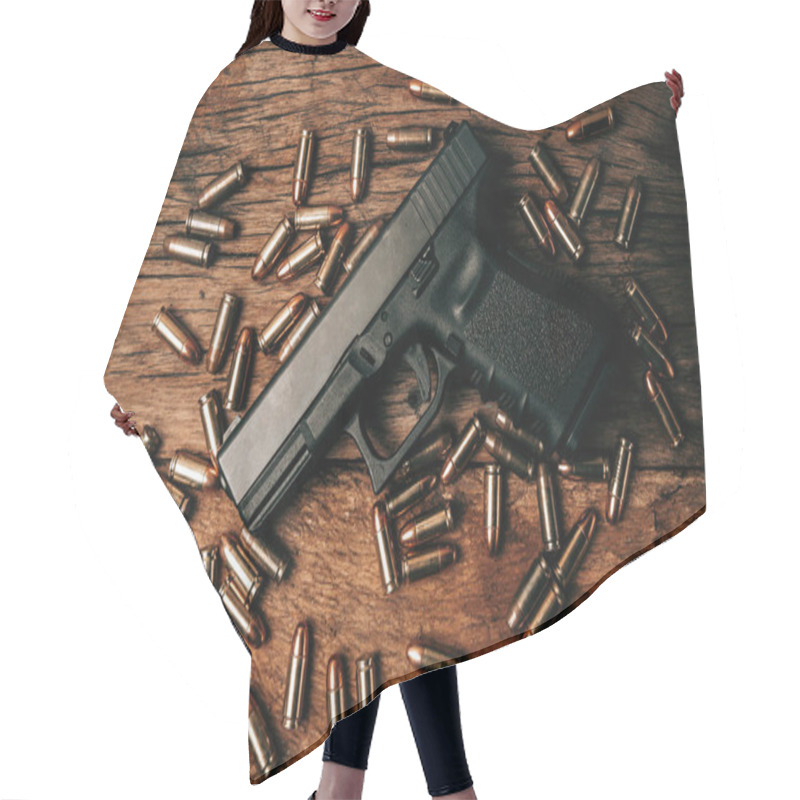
[240,525,290,584]
[484,430,536,481]
[606,436,635,524]
[645,369,684,448]
[557,454,610,482]
[162,235,215,268]
[258,293,308,354]
[386,127,435,151]
[536,461,561,553]
[356,656,376,709]
[400,544,457,583]
[199,389,225,463]
[565,106,615,141]
[276,231,325,281]
[398,503,454,549]
[517,193,556,259]
[292,205,344,231]
[625,278,668,344]
[185,209,236,240]
[164,479,192,517]
[223,327,254,412]
[407,643,459,669]
[552,508,598,588]
[528,141,569,204]
[253,216,294,282]
[528,578,566,630]
[293,129,314,206]
[206,292,240,374]
[220,532,264,607]
[614,176,643,250]
[200,545,221,590]
[440,414,485,485]
[282,621,310,730]
[568,156,601,228]
[220,576,266,649]
[278,299,322,363]
[152,306,203,365]
[544,199,585,263]
[372,500,399,595]
[484,463,502,557]
[327,655,346,726]
[248,691,278,781]
[493,409,546,456]
[351,127,369,202]
[315,222,352,296]
[385,473,439,518]
[408,79,454,104]
[342,219,385,275]
[630,323,675,380]
[394,428,453,484]
[507,554,553,632]
[169,450,218,491]
[198,161,247,209]
[140,424,161,456]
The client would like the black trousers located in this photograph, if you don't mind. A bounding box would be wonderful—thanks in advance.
[322,664,473,797]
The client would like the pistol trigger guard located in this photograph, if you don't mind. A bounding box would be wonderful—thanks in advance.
[402,341,432,404]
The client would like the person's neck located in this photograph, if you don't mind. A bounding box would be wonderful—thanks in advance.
[281,20,336,47]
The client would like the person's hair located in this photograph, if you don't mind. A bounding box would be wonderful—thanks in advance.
[236,1,371,58]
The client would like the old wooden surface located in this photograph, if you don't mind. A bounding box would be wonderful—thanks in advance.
[103,41,705,778]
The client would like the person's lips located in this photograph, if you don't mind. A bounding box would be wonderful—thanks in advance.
[308,9,335,21]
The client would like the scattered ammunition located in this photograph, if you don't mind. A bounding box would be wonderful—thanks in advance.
[253,216,294,282]
[484,464,502,557]
[199,389,225,462]
[386,127,435,151]
[507,554,553,632]
[164,479,192,517]
[393,428,453,484]
[565,106,615,141]
[248,691,278,781]
[528,576,566,630]
[220,576,266,649]
[355,656,376,708]
[351,127,369,202]
[614,176,643,250]
[315,222,352,296]
[645,370,684,448]
[544,199,585,263]
[169,450,218,491]
[282,621,310,730]
[223,327,254,412]
[399,504,454,549]
[206,292,240,374]
[293,129,314,206]
[406,642,459,669]
[292,205,344,231]
[152,306,203,364]
[528,141,569,204]
[240,525,290,583]
[606,436,635,524]
[440,414,485,485]
[139,424,161,456]
[400,544,457,583]
[408,79,454,104]
[220,532,263,607]
[536,461,561,553]
[484,430,536,481]
[200,545,221,590]
[342,219,385,275]
[493,409,546,456]
[162,234,215,268]
[557,454,610,482]
[278,299,322,363]
[258,293,309,354]
[327,655,347,725]
[568,156,601,228]
[625,278,668,344]
[372,500,399,595]
[629,323,675,380]
[517,193,556,259]
[551,508,598,588]
[185,209,236,240]
[385,473,439,518]
[276,231,325,281]
[198,161,247,210]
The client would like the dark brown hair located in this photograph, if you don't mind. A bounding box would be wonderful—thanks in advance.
[236,1,371,58]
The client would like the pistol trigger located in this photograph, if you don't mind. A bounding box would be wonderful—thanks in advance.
[402,342,431,404]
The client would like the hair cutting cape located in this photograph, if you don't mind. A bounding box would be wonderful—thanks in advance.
[104,37,705,783]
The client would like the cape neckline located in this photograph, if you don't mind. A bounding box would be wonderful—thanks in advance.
[268,31,348,55]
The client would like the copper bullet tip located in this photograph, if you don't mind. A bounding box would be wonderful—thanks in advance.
[291,621,308,658]
[327,656,343,692]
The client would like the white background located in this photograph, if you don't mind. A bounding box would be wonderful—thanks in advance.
[1,1,796,798]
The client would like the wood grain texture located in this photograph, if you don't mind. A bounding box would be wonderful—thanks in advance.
[103,40,705,780]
